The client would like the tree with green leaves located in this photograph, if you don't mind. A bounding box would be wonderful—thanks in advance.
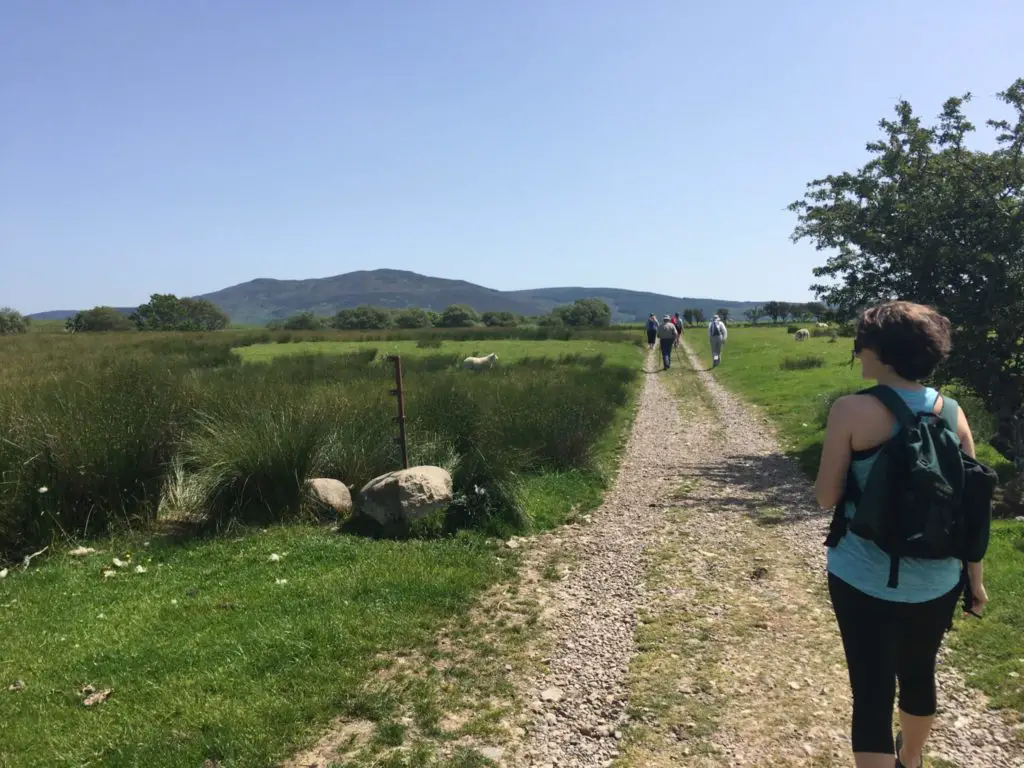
[132,294,229,331]
[281,311,324,331]
[743,305,764,324]
[438,304,480,328]
[394,307,433,329]
[716,308,730,322]
[481,310,519,327]
[330,305,393,330]
[790,78,1024,478]
[552,299,612,328]
[0,307,29,335]
[66,306,135,332]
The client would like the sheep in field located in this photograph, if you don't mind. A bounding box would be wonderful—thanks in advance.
[794,329,810,341]
[463,353,498,370]
[816,322,830,329]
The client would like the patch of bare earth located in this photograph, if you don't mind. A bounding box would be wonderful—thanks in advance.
[617,341,1020,768]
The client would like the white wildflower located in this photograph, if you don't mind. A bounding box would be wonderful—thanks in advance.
[38,486,48,494]
[268,553,281,562]
[134,565,147,574]
[275,578,288,585]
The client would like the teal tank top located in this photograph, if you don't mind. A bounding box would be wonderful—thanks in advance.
[826,386,962,603]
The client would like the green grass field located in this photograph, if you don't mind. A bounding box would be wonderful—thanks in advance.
[0,333,645,767]
[701,326,1024,712]
[0,528,508,767]
[237,337,643,369]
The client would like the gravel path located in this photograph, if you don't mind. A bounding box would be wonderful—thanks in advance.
[511,354,681,767]
[506,344,1021,767]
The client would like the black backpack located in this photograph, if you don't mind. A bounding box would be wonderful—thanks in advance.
[825,386,995,594]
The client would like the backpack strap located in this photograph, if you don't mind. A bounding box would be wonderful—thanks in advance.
[938,394,959,433]
[861,385,918,427]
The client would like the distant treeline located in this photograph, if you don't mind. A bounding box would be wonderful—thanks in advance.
[268,298,615,332]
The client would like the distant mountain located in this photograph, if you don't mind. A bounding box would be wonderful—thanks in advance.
[31,269,764,325]
[196,270,763,325]
[27,308,135,321]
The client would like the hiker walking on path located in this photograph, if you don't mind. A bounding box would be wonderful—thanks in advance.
[656,314,679,370]
[672,313,683,347]
[708,314,727,367]
[645,314,658,350]
[814,301,993,768]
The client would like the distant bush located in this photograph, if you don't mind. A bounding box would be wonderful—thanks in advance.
[837,322,857,338]
[0,307,29,335]
[780,355,826,371]
[395,308,433,329]
[65,306,135,332]
[281,311,325,331]
[416,338,443,349]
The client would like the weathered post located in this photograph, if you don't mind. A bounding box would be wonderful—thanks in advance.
[387,355,410,469]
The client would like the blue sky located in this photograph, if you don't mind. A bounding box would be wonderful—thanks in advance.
[2,1,1022,313]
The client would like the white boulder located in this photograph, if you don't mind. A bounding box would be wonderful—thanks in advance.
[359,466,453,525]
[306,478,353,515]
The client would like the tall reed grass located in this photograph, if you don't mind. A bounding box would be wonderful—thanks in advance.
[0,333,637,554]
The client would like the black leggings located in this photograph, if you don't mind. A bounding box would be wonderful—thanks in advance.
[828,573,959,754]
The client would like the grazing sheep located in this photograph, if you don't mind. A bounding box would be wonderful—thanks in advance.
[816,322,830,329]
[463,352,498,370]
[794,329,810,341]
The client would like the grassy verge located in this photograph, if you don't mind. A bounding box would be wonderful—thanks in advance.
[0,337,646,766]
[701,327,1024,716]
[0,526,511,768]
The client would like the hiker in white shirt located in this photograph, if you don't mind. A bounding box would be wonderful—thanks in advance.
[708,315,727,367]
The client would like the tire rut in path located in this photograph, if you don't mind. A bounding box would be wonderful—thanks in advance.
[511,355,683,767]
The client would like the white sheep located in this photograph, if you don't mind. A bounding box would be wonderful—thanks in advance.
[462,352,498,370]
[816,322,830,329]
[794,329,810,341]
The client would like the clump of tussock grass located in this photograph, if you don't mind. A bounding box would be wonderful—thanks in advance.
[780,355,826,371]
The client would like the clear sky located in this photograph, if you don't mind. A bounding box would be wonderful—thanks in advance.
[2,1,1022,313]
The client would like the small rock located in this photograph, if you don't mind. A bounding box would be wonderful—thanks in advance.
[83,687,112,706]
[69,547,97,557]
[788,681,802,691]
[540,686,564,703]
[111,557,128,569]
[133,565,147,574]
[505,539,521,550]
[268,553,281,562]
[358,466,454,525]
[479,746,504,762]
[306,478,353,515]
[0,568,7,579]
[8,680,26,692]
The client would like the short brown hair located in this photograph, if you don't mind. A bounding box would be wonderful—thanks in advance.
[855,301,951,381]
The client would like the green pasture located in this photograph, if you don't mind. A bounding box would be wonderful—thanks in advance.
[0,332,644,766]
[237,337,643,369]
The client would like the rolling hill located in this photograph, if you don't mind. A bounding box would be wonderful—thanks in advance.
[31,269,764,325]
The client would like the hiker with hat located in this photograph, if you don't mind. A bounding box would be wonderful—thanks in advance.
[645,313,658,350]
[656,314,679,369]
[708,314,727,367]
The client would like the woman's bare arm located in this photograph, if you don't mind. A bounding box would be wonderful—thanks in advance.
[815,397,855,509]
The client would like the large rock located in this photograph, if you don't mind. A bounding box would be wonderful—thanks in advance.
[359,466,453,525]
[306,478,353,515]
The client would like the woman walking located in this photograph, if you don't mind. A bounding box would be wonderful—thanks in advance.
[645,313,658,350]
[814,302,990,768]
